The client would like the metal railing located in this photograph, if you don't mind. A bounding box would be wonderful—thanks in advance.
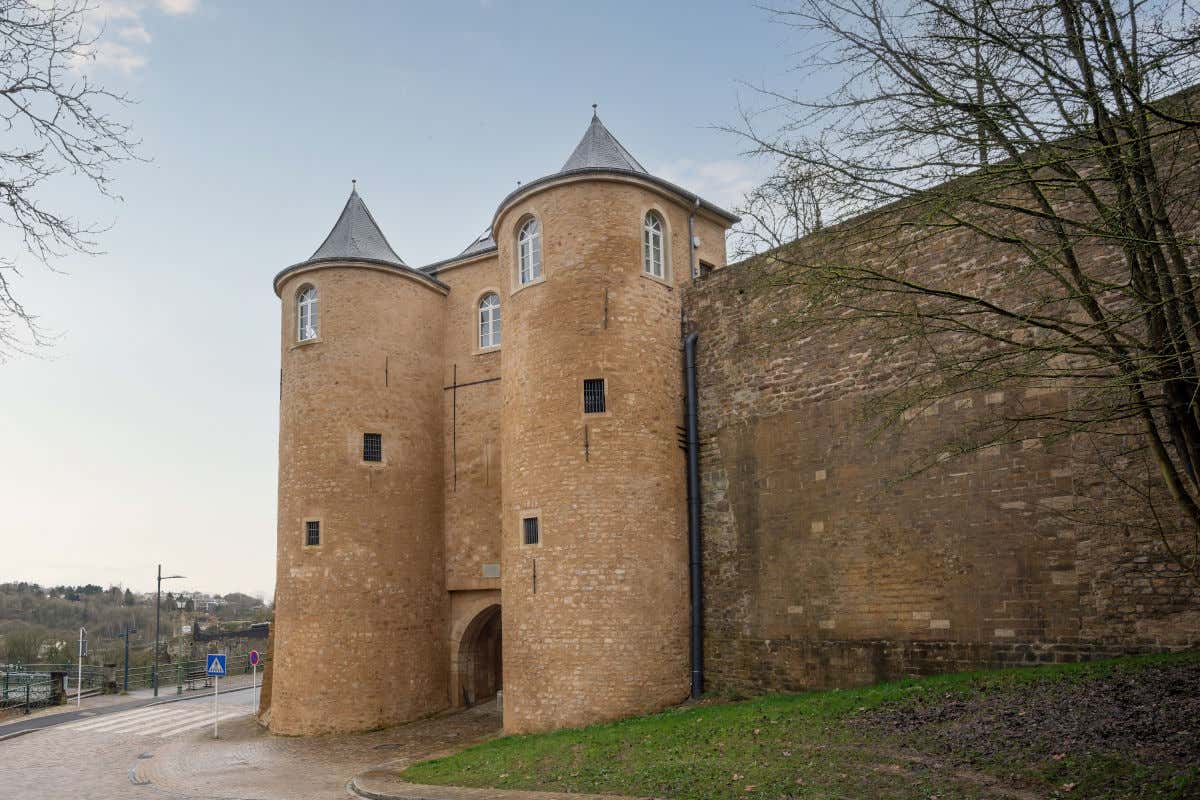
[139,652,269,693]
[1,672,56,714]
[1,652,270,708]
[163,653,266,682]
[5,662,107,692]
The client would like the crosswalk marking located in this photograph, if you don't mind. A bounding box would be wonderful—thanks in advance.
[100,707,210,735]
[61,702,251,738]
[127,708,213,736]
[66,702,198,731]
[65,704,186,731]
[155,710,244,738]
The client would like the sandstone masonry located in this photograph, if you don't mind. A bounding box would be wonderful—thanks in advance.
[681,215,1200,698]
[265,110,1199,737]
[268,115,735,735]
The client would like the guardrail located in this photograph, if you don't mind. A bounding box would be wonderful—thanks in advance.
[154,652,267,688]
[6,662,107,690]
[117,652,269,693]
[0,672,56,715]
[2,652,270,702]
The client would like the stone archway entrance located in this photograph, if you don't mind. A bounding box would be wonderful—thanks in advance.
[457,604,502,707]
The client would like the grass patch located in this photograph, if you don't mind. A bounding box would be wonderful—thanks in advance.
[403,652,1200,799]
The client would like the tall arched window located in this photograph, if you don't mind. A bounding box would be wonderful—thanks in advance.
[479,292,501,349]
[297,286,318,341]
[643,212,665,279]
[518,217,542,285]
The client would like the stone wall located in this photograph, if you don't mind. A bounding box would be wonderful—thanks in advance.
[683,234,1200,697]
[438,254,504,594]
[437,254,506,711]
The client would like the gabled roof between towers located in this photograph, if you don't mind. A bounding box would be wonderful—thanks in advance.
[421,112,739,274]
[274,186,447,295]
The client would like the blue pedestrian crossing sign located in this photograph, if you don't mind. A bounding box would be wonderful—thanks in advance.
[205,654,227,676]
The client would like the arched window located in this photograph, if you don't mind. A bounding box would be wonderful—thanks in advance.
[517,217,542,285]
[297,286,318,341]
[643,212,665,279]
[478,292,501,349]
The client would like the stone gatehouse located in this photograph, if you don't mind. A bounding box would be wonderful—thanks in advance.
[265,111,1200,737]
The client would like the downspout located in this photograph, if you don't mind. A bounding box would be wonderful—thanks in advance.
[685,195,704,698]
[684,331,703,698]
[687,197,700,279]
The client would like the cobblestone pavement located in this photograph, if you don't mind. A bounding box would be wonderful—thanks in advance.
[2,697,501,799]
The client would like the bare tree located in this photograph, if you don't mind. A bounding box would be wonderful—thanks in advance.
[735,161,829,254]
[0,0,139,361]
[736,0,1200,584]
[1,623,46,663]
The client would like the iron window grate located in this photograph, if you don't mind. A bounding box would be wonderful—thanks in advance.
[363,433,382,462]
[523,517,540,546]
[583,378,606,414]
[305,520,320,547]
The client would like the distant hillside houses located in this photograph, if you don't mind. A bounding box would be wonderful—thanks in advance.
[180,592,225,612]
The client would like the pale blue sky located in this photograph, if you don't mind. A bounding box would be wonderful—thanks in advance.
[0,0,798,598]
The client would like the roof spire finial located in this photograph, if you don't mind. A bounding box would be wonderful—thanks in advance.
[304,181,407,268]
[560,108,647,174]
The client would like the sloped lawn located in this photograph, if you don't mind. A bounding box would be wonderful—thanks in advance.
[402,652,1200,800]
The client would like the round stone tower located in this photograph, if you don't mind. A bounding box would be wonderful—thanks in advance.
[496,114,736,732]
[270,188,449,735]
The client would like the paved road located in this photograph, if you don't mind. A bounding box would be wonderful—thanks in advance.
[0,685,255,739]
[2,689,259,799]
[1,696,501,800]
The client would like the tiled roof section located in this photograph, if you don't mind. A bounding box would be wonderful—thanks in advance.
[309,188,407,267]
[560,112,648,174]
[419,227,498,274]
[459,227,496,257]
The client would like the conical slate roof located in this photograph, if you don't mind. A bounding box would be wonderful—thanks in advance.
[560,112,647,174]
[308,187,407,267]
[275,185,449,295]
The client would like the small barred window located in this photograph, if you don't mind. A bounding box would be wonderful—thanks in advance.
[523,516,540,546]
[363,433,382,462]
[583,378,606,414]
[305,520,320,547]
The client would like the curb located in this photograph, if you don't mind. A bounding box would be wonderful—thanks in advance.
[348,776,640,800]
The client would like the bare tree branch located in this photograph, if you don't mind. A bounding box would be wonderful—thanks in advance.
[0,0,141,362]
[734,0,1200,586]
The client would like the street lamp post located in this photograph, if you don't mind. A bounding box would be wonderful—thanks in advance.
[153,564,185,698]
[176,597,186,696]
[76,626,87,708]
[117,626,137,693]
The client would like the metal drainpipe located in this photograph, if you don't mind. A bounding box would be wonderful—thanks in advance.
[684,331,703,698]
[687,197,700,279]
